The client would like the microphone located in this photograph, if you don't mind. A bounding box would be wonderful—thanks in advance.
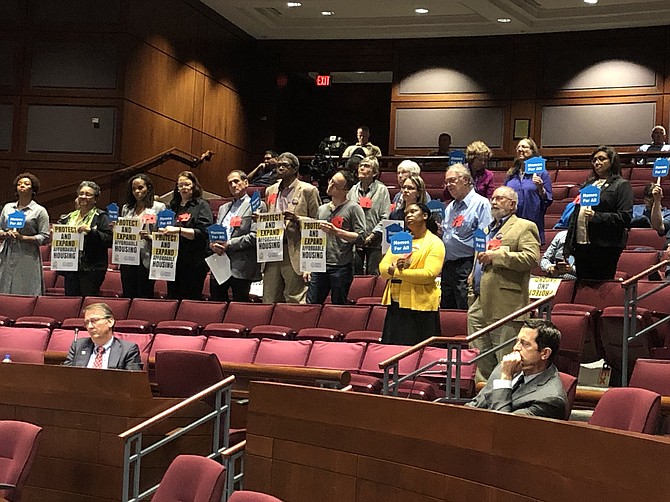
[74,328,79,342]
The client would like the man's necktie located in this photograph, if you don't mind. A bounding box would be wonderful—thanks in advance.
[93,346,104,369]
[511,375,525,393]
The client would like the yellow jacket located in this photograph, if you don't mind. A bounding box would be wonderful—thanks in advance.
[379,230,445,311]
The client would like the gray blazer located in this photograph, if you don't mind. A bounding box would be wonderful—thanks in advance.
[215,197,266,282]
[63,337,143,371]
[465,364,567,420]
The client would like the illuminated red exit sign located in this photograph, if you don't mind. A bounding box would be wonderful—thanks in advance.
[315,74,331,86]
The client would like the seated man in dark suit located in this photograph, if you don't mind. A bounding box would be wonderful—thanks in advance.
[465,319,567,419]
[63,302,142,370]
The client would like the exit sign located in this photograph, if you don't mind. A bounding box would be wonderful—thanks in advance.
[315,74,331,86]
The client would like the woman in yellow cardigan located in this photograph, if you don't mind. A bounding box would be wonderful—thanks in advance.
[380,203,445,345]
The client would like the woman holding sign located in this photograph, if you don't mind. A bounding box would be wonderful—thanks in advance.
[119,174,166,298]
[505,138,553,244]
[58,180,113,296]
[0,172,50,295]
[565,146,633,280]
[379,203,445,346]
[162,171,213,300]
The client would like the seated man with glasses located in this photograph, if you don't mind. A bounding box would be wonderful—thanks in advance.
[63,302,142,370]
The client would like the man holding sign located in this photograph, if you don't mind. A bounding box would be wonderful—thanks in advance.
[468,186,540,382]
[209,170,265,302]
[564,146,633,280]
[305,170,365,305]
[263,152,320,304]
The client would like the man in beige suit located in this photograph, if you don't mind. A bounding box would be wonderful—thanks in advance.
[263,152,321,303]
[467,186,540,382]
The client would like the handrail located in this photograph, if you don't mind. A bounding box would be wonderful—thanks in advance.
[379,295,555,401]
[119,375,234,502]
[20,147,213,211]
[619,259,670,386]
[119,375,234,440]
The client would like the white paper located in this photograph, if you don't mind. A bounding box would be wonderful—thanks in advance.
[256,212,284,263]
[51,225,81,271]
[112,217,141,266]
[206,253,232,285]
[300,219,326,273]
[149,232,179,281]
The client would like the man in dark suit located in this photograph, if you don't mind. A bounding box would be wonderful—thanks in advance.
[210,170,266,302]
[63,302,142,370]
[465,319,567,420]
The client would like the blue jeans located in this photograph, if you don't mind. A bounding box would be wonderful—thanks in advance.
[307,264,353,304]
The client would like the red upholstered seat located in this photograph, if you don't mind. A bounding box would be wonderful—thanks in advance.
[343,330,382,343]
[551,312,590,377]
[0,327,50,352]
[589,387,661,434]
[249,304,321,339]
[156,300,227,336]
[228,491,283,502]
[297,304,371,341]
[366,306,387,331]
[253,339,312,366]
[116,299,179,334]
[148,334,207,359]
[203,337,260,364]
[152,454,226,502]
[47,328,88,352]
[305,341,367,371]
[14,295,82,329]
[0,420,43,502]
[0,295,37,325]
[204,303,274,337]
[559,372,577,420]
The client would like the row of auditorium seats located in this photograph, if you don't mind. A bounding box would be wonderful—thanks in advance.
[0,325,479,400]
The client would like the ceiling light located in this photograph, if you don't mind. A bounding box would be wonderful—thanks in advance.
[497,18,512,23]
[321,11,334,16]
[287,2,302,7]
[584,0,598,4]
[415,8,429,14]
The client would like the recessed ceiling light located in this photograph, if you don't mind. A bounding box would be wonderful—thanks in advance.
[321,11,334,16]
[286,2,301,7]
[497,18,512,23]
[584,0,598,4]
[415,8,429,14]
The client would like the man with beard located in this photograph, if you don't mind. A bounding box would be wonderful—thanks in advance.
[467,186,540,382]
[465,319,567,419]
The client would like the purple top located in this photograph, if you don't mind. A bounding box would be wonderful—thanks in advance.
[505,169,553,244]
[471,167,495,199]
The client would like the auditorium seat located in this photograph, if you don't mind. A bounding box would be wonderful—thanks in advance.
[554,169,590,184]
[249,304,321,340]
[598,306,657,385]
[203,303,274,338]
[626,228,667,251]
[545,199,570,215]
[305,341,367,371]
[569,280,624,311]
[378,171,396,187]
[47,329,87,352]
[45,272,65,295]
[371,276,387,297]
[13,296,82,329]
[616,250,660,279]
[552,304,601,363]
[354,297,383,305]
[637,280,670,351]
[366,306,387,332]
[341,275,376,303]
[5,348,44,364]
[81,296,132,320]
[0,295,37,325]
[551,312,590,377]
[296,304,371,341]
[156,300,228,336]
[0,327,50,352]
[154,280,168,299]
[148,334,207,359]
[106,248,119,271]
[99,270,123,297]
[551,184,572,200]
[544,214,562,230]
[630,358,670,396]
[203,337,260,364]
[551,279,576,305]
[115,299,179,334]
[151,454,226,502]
[559,372,578,420]
[343,330,382,343]
[228,491,283,502]
[439,309,468,346]
[40,244,51,266]
[416,346,479,397]
[253,339,312,366]
[589,387,660,434]
[42,269,58,290]
[349,343,421,395]
[0,420,43,502]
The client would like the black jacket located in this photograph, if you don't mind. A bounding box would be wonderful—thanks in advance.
[565,175,633,254]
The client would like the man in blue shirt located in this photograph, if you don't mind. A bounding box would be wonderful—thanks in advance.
[440,164,491,309]
[630,183,670,238]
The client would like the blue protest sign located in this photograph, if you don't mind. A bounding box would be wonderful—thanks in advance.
[250,190,261,212]
[207,223,228,242]
[524,156,546,174]
[6,210,25,229]
[473,228,487,252]
[448,150,466,166]
[106,203,119,222]
[579,185,601,207]
[390,231,413,254]
[652,157,670,177]
[426,200,445,221]
[384,222,404,245]
[157,209,176,228]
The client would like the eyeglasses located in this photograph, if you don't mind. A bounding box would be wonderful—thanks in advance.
[177,183,193,189]
[491,195,513,202]
[78,192,95,198]
[444,177,462,186]
[591,156,610,164]
[84,317,109,326]
[276,162,293,168]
